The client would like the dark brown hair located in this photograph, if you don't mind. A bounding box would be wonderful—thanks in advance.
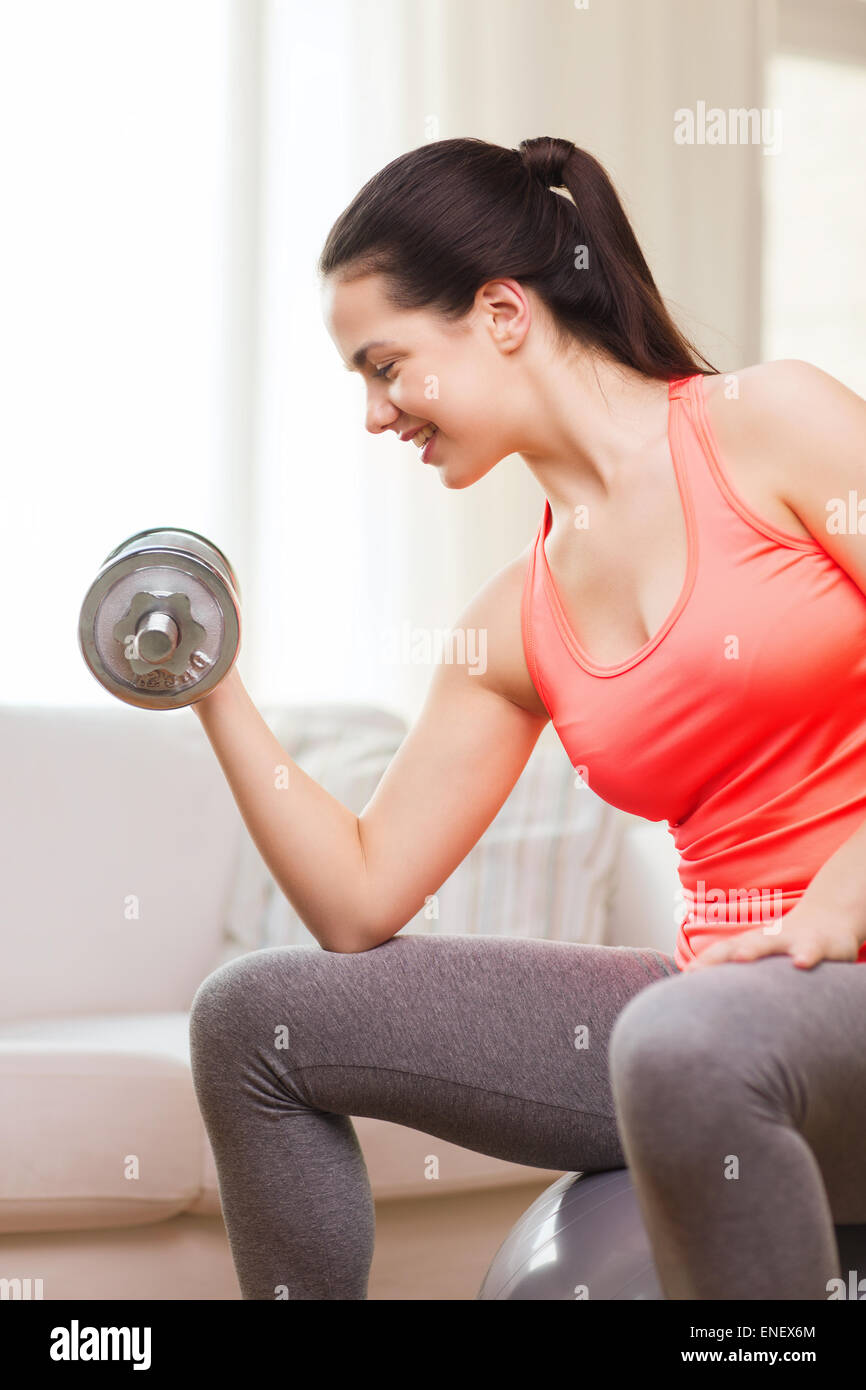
[317,135,719,381]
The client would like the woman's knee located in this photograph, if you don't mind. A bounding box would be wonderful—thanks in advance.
[189,945,319,1063]
[608,975,690,1098]
[610,970,746,1095]
[608,962,799,1122]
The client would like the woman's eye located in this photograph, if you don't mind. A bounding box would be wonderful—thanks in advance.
[374,362,397,380]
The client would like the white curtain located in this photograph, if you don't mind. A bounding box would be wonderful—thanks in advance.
[0,0,784,718]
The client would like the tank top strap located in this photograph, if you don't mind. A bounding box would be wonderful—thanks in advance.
[666,371,731,530]
[667,375,694,401]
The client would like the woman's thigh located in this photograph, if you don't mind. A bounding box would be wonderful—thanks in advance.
[190,932,679,1174]
[609,954,866,1224]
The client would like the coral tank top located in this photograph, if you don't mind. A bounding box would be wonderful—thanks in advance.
[521,372,866,968]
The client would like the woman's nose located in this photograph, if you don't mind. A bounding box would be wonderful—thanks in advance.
[365,400,399,434]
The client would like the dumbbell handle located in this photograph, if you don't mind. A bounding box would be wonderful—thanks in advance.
[132,610,180,664]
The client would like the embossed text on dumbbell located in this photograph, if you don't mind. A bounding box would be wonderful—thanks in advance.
[130,650,215,691]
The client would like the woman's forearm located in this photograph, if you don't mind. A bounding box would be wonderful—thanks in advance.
[191,666,371,953]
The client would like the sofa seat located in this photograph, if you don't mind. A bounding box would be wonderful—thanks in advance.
[0,1012,217,1233]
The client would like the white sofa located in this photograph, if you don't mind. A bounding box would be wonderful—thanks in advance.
[0,699,681,1300]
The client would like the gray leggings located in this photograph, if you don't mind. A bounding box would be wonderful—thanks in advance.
[188,932,866,1299]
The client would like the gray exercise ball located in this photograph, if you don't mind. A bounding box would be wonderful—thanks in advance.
[478,1167,866,1300]
[477,1168,663,1301]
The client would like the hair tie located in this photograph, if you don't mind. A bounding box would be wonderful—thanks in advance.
[518,136,575,188]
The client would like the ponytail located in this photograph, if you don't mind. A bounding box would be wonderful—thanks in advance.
[318,135,718,382]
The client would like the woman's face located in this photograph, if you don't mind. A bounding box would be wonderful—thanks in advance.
[321,271,532,488]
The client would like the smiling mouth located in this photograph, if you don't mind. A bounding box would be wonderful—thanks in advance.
[411,423,438,448]
[419,425,439,463]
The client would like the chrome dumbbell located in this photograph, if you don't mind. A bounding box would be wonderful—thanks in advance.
[78,527,241,710]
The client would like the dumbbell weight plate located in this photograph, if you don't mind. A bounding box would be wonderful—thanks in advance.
[78,527,241,710]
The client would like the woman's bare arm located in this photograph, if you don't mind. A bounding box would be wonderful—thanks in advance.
[192,562,548,952]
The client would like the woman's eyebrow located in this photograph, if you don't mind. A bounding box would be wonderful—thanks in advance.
[344,339,399,372]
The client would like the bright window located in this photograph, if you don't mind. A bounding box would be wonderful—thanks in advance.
[0,0,232,705]
[763,20,866,395]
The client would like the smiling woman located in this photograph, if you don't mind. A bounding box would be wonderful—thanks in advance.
[188,132,866,1306]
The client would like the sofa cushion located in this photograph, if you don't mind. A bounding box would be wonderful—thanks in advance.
[397,738,626,945]
[0,1013,211,1234]
[0,704,244,1021]
[222,711,626,953]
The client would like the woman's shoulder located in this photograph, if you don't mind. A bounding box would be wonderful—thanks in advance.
[699,361,832,545]
[700,358,832,411]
